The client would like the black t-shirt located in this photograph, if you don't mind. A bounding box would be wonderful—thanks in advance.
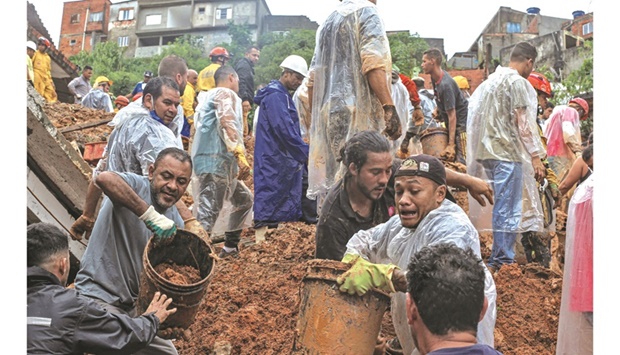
[432,70,469,131]
[314,160,400,261]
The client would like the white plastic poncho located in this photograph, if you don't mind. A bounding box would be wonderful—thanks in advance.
[110,99,185,148]
[191,87,253,235]
[556,174,593,355]
[307,0,392,200]
[466,66,546,234]
[345,200,497,355]
[93,103,182,178]
[390,77,412,154]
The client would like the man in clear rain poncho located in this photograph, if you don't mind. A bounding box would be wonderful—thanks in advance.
[191,65,253,258]
[466,42,546,272]
[337,154,497,355]
[304,0,402,207]
[69,76,209,242]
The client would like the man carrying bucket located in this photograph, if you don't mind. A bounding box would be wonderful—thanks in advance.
[315,131,494,261]
[336,154,497,355]
[74,148,192,355]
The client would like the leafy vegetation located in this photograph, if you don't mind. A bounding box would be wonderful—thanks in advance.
[387,32,429,78]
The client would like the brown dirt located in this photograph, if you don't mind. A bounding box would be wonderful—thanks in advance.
[43,103,565,355]
[154,262,202,285]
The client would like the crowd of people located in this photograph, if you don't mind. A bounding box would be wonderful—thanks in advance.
[27,0,593,354]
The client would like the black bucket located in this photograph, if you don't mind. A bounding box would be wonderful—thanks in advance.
[136,229,215,339]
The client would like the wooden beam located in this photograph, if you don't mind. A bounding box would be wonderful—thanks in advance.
[59,118,113,133]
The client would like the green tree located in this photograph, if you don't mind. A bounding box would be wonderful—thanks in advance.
[388,32,429,78]
[254,29,316,87]
[550,40,594,140]
[157,34,211,74]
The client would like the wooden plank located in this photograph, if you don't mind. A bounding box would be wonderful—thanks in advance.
[59,118,113,134]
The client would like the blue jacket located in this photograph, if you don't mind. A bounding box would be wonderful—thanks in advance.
[253,80,309,222]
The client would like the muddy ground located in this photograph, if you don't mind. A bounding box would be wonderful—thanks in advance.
[44,101,565,355]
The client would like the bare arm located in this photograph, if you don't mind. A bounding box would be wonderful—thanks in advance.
[366,68,393,106]
[559,157,587,196]
[446,108,457,145]
[95,171,149,217]
[446,169,494,207]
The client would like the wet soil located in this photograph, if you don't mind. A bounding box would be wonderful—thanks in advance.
[43,102,565,355]
[154,262,202,285]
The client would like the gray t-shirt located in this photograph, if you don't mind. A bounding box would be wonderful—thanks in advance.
[74,172,184,310]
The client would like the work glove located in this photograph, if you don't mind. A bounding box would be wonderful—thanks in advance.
[183,217,211,244]
[440,144,456,162]
[382,104,402,141]
[399,131,415,158]
[139,206,177,243]
[337,253,398,296]
[233,145,253,180]
[69,215,95,241]
[412,105,424,126]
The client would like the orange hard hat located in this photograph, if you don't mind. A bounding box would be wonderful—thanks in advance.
[528,72,552,97]
[209,47,230,60]
[38,37,51,48]
[569,97,589,119]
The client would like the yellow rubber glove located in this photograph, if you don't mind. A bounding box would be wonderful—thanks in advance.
[233,145,250,168]
[337,253,398,296]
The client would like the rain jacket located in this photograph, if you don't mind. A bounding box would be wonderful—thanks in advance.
[556,174,593,355]
[253,80,309,222]
[32,50,57,103]
[544,104,582,179]
[81,88,114,112]
[28,266,159,354]
[307,0,392,199]
[390,76,412,154]
[345,200,497,355]
[94,103,181,177]
[466,65,545,233]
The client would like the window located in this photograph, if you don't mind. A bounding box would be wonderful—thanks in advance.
[506,22,521,33]
[89,11,103,22]
[198,7,205,15]
[70,14,80,24]
[69,39,77,46]
[216,7,232,20]
[145,14,162,25]
[118,8,134,21]
[582,22,593,35]
[118,36,129,47]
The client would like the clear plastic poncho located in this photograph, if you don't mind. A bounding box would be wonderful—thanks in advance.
[191,87,253,235]
[110,99,185,149]
[345,200,497,355]
[390,77,413,155]
[544,105,582,179]
[93,103,182,178]
[307,0,392,200]
[293,77,312,143]
[556,174,593,355]
[466,66,545,234]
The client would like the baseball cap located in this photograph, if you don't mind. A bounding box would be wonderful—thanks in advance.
[394,154,456,203]
[144,71,153,78]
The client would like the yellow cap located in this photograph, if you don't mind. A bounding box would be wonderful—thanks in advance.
[453,75,469,90]
[94,76,113,86]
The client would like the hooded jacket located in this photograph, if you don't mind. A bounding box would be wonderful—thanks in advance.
[253,79,309,222]
[27,266,159,354]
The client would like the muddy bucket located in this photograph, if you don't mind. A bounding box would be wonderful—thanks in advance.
[136,229,216,340]
[420,127,448,157]
[292,259,390,355]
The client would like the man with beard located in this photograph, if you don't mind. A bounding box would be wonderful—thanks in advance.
[69,65,209,242]
[337,154,496,355]
[74,147,192,355]
[315,131,494,261]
